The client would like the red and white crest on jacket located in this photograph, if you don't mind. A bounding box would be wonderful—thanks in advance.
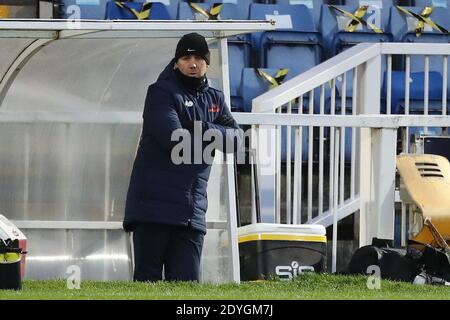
[208,104,220,113]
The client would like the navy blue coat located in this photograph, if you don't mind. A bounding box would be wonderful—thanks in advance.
[123,60,241,234]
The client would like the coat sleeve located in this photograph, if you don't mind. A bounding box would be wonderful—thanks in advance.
[203,93,243,154]
[143,84,184,153]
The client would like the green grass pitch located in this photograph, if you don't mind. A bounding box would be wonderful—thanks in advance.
[0,274,449,300]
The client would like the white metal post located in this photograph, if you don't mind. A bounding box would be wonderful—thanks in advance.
[218,37,240,283]
[332,128,340,273]
[218,37,231,107]
[225,153,241,283]
[371,128,397,241]
[357,55,396,246]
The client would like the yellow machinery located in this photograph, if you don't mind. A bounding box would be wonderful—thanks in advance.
[397,154,450,252]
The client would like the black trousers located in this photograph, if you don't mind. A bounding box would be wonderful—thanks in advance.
[132,223,205,282]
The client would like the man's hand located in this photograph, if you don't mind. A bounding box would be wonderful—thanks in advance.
[213,113,236,128]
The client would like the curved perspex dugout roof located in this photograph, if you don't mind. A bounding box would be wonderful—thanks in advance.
[0,20,274,283]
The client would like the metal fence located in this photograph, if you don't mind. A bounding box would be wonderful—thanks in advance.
[233,42,450,272]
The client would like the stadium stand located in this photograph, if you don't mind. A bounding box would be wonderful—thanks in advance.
[61,0,110,19]
[274,0,333,29]
[249,3,320,65]
[414,0,449,7]
[251,4,321,74]
[204,0,254,20]
[320,1,394,161]
[152,0,191,20]
[241,67,309,160]
[390,5,450,114]
[58,0,448,163]
[320,2,393,57]
[105,1,171,19]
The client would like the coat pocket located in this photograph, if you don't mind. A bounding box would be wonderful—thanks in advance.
[141,169,194,208]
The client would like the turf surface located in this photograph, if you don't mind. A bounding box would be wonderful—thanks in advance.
[0,274,449,300]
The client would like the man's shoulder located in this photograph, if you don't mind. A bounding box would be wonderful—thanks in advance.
[208,86,223,94]
[147,79,179,95]
[207,86,225,100]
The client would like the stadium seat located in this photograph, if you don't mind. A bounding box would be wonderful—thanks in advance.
[241,67,283,112]
[320,3,392,58]
[390,5,450,117]
[249,4,321,73]
[274,0,327,28]
[145,0,187,20]
[241,68,310,161]
[346,0,415,6]
[383,71,444,140]
[178,2,251,112]
[413,0,449,7]
[203,0,253,19]
[391,5,450,43]
[105,1,171,19]
[333,94,354,162]
[61,0,110,19]
[321,1,385,163]
[320,2,393,162]
[228,36,252,112]
[382,71,444,114]
[177,1,246,19]
[262,30,321,78]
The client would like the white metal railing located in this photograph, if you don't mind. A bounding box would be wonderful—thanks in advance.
[233,42,450,272]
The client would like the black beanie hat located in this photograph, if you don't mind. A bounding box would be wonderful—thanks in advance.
[175,32,210,65]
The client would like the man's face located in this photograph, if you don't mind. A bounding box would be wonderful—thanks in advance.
[174,55,208,78]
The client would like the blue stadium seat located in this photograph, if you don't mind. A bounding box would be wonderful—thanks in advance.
[146,0,186,20]
[241,68,282,112]
[320,3,392,57]
[62,0,110,19]
[321,1,387,163]
[262,31,321,77]
[391,5,450,43]
[413,0,449,7]
[241,67,321,112]
[241,67,310,161]
[321,2,393,161]
[178,2,251,112]
[382,71,444,114]
[384,71,444,150]
[203,0,253,19]
[345,0,415,7]
[274,0,327,28]
[177,1,246,19]
[249,4,321,73]
[228,36,252,112]
[346,0,394,7]
[105,1,171,19]
[390,5,450,116]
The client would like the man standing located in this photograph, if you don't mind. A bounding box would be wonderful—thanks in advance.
[124,33,241,282]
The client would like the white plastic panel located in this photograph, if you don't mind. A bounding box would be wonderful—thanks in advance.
[0,39,34,83]
[0,21,275,282]
[23,229,132,280]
